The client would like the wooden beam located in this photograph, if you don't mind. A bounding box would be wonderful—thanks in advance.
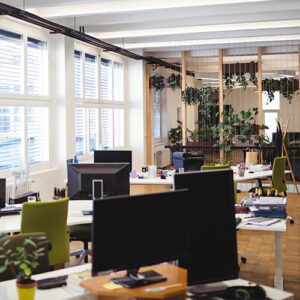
[146,63,152,165]
[181,51,187,147]
[218,49,224,161]
[258,47,263,137]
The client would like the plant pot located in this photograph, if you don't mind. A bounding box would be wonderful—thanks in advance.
[16,279,37,300]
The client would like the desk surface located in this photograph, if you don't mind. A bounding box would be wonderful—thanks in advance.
[0,264,293,300]
[0,200,93,233]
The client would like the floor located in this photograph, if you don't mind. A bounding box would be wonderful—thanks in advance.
[68,188,300,299]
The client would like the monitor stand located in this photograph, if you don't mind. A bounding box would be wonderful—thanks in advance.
[110,268,167,288]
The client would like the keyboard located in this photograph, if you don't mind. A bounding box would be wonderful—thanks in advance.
[37,275,68,289]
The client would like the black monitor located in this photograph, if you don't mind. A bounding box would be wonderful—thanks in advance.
[94,150,132,171]
[174,169,238,285]
[92,189,190,288]
[67,163,130,200]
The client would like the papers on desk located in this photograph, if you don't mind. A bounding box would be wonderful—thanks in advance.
[242,197,287,208]
[243,217,282,226]
[249,164,272,172]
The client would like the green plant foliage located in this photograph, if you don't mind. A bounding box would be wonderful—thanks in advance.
[223,73,235,94]
[0,236,47,282]
[150,75,164,91]
[168,121,182,146]
[236,72,248,91]
[181,86,201,105]
[279,77,294,103]
[167,73,181,91]
[263,78,278,103]
[187,126,214,142]
[249,72,258,88]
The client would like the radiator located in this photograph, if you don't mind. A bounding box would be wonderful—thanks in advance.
[154,148,171,168]
[6,181,32,203]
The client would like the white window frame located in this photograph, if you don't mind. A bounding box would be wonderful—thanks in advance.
[0,19,51,176]
[100,54,126,149]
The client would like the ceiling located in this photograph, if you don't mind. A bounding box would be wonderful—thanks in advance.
[2,0,300,59]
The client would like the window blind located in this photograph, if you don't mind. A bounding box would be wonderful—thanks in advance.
[89,108,98,152]
[85,53,97,99]
[114,108,124,147]
[113,62,124,102]
[74,50,83,98]
[0,107,23,170]
[101,108,113,149]
[27,37,47,96]
[101,58,112,101]
[75,107,85,155]
[27,107,49,165]
[153,108,161,139]
[0,29,22,94]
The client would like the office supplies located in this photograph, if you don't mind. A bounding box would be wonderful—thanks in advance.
[37,275,68,289]
[102,281,122,290]
[145,283,183,292]
[92,189,189,288]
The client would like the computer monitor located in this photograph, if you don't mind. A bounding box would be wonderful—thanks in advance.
[67,163,130,200]
[92,189,190,288]
[94,150,132,171]
[174,169,238,285]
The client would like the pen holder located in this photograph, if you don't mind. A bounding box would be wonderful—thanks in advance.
[238,167,245,177]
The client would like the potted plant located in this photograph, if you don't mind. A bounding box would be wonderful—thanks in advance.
[0,236,47,300]
[150,75,164,91]
[181,86,201,105]
[167,73,181,91]
[279,77,294,103]
[168,121,182,151]
[263,78,278,103]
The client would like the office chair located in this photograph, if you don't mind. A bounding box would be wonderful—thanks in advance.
[20,198,69,266]
[0,233,49,281]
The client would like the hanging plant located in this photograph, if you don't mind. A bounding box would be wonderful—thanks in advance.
[181,86,201,105]
[279,77,294,103]
[150,75,164,91]
[263,78,278,103]
[249,72,258,88]
[167,73,181,91]
[223,73,235,94]
[236,72,248,91]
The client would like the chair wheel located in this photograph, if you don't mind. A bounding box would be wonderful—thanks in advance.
[290,219,295,224]
[241,257,247,263]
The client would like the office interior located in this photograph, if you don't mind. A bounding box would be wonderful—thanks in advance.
[0,0,300,298]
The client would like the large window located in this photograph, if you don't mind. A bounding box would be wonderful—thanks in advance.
[74,50,97,99]
[100,58,125,149]
[75,107,98,156]
[0,28,49,171]
[153,90,161,140]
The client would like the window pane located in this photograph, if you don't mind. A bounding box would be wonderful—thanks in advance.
[85,53,97,99]
[74,50,82,98]
[90,108,98,152]
[101,108,113,149]
[154,90,160,104]
[154,108,161,139]
[0,29,23,94]
[262,91,280,110]
[75,108,86,155]
[0,107,23,170]
[264,112,278,142]
[113,62,124,102]
[27,37,48,96]
[28,107,49,165]
[101,58,112,101]
[114,108,124,147]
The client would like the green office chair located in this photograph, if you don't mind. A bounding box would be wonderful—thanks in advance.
[250,157,287,196]
[0,233,49,281]
[20,198,69,266]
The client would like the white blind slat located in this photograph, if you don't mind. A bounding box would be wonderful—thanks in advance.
[114,108,124,147]
[101,108,113,149]
[101,58,112,101]
[74,50,83,98]
[85,53,97,99]
[113,62,124,102]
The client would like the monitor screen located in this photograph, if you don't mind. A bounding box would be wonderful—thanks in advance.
[174,169,238,285]
[94,150,132,171]
[92,189,190,276]
[67,163,130,200]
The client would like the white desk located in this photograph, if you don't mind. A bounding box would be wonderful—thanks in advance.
[130,176,173,185]
[0,200,93,234]
[237,219,286,290]
[0,264,293,300]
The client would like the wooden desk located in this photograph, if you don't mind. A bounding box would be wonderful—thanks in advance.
[80,264,187,299]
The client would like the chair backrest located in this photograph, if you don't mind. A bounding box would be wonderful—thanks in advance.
[0,232,49,282]
[201,164,230,171]
[272,156,287,193]
[21,198,69,266]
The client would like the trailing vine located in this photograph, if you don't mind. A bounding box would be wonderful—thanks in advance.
[236,72,248,91]
[249,72,258,88]
[263,78,278,103]
[150,75,164,91]
[167,73,181,91]
[279,77,294,103]
[223,73,235,94]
